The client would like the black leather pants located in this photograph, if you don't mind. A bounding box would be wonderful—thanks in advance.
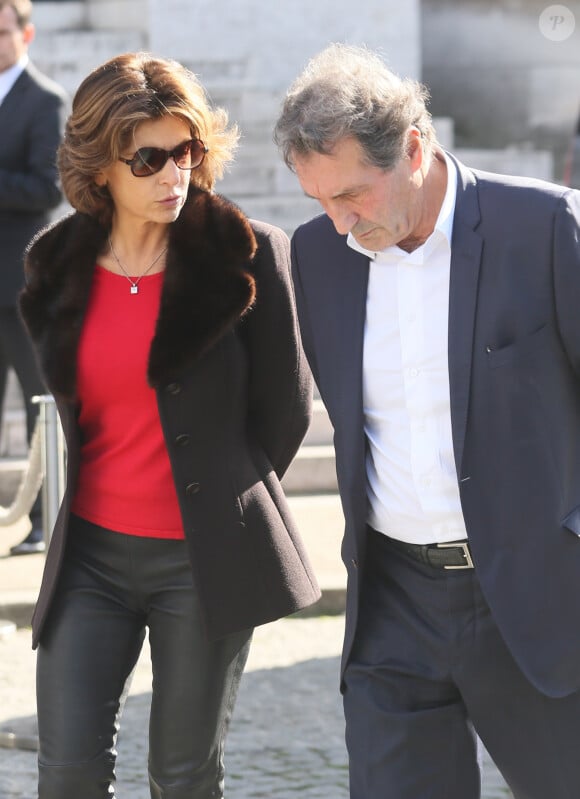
[36,515,252,799]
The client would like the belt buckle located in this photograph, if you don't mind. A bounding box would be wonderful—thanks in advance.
[436,541,474,570]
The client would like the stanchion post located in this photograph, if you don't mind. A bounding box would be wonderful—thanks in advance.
[32,395,65,547]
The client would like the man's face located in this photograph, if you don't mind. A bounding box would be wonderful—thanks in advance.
[0,5,33,74]
[293,134,428,253]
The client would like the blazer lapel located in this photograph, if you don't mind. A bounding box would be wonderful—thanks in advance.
[338,245,368,433]
[447,155,483,477]
[333,244,370,544]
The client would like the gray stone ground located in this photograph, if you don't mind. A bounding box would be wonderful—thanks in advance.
[0,498,513,798]
[0,617,512,799]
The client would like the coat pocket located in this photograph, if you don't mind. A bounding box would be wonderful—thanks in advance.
[486,323,554,369]
[561,506,580,537]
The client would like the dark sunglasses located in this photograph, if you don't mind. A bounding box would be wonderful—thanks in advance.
[119,138,208,177]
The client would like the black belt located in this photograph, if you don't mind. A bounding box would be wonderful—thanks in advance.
[369,527,475,570]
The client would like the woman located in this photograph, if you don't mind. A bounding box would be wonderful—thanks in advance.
[20,52,320,799]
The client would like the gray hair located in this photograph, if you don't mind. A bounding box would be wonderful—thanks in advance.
[274,43,436,171]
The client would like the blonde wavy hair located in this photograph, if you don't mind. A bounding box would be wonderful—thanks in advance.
[59,52,238,226]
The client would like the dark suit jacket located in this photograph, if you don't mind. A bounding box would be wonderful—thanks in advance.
[291,154,580,698]
[0,61,67,307]
[20,189,320,647]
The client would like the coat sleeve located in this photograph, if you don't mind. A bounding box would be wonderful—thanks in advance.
[240,220,313,478]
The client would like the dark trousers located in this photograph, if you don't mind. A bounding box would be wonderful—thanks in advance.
[343,528,580,799]
[0,307,45,523]
[36,516,253,799]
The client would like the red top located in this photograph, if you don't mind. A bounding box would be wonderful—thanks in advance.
[71,265,185,539]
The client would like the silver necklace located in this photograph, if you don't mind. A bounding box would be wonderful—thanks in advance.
[108,236,168,295]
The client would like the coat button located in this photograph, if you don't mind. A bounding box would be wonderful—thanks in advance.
[166,382,182,395]
[175,434,190,446]
[185,482,201,495]
[351,559,358,569]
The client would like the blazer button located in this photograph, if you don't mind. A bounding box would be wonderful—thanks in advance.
[175,434,190,446]
[166,382,182,395]
[185,482,201,495]
[351,559,358,569]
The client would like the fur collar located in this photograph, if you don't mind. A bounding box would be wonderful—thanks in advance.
[20,189,257,401]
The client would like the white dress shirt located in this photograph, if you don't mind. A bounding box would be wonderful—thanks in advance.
[0,53,27,106]
[349,153,468,544]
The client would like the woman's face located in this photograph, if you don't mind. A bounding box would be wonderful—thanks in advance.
[97,115,193,230]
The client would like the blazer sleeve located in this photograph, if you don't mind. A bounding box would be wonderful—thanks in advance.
[553,188,580,373]
[240,220,313,478]
[0,79,67,212]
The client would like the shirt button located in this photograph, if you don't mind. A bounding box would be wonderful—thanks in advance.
[175,433,190,446]
[185,482,201,495]
[166,382,182,395]
[409,368,419,378]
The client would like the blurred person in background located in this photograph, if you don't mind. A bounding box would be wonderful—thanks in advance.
[0,0,67,554]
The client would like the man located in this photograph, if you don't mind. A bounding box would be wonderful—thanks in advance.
[0,0,67,554]
[274,43,580,799]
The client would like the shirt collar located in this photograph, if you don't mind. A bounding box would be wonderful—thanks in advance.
[0,54,28,106]
[347,151,457,262]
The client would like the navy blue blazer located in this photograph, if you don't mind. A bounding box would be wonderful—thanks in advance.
[291,154,580,698]
[0,61,67,307]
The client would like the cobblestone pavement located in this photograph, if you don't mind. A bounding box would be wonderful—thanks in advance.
[0,616,513,799]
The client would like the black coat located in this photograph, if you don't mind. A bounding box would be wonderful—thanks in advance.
[20,188,320,646]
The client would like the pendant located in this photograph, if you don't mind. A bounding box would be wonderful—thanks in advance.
[130,285,139,295]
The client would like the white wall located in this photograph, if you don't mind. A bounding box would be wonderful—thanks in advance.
[422,0,580,179]
[149,0,421,91]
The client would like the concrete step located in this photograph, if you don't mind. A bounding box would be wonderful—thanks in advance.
[1,372,27,457]
[33,1,87,31]
[282,444,337,495]
[0,409,27,458]
[303,398,333,446]
[227,194,322,237]
[454,147,553,181]
[32,29,146,95]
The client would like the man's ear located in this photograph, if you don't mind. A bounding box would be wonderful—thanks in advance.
[22,23,35,47]
[406,127,424,171]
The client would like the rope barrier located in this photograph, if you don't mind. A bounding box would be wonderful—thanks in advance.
[0,417,43,526]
